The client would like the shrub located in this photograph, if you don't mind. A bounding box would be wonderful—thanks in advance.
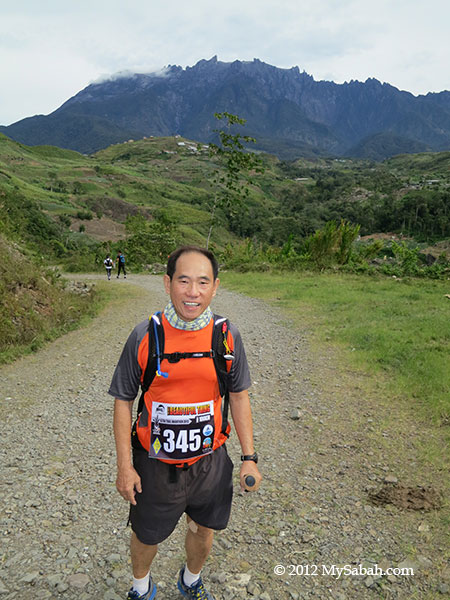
[58,214,72,227]
[76,210,93,220]
[301,220,360,268]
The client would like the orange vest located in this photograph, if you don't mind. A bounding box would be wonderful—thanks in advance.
[135,315,231,466]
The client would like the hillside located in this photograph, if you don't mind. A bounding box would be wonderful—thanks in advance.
[2,57,450,160]
[0,233,97,363]
[1,132,449,275]
[0,132,279,249]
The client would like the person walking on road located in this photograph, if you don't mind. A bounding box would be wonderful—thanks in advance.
[117,251,127,278]
[104,254,114,280]
[109,245,261,600]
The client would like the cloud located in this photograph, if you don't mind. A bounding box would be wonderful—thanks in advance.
[91,67,172,86]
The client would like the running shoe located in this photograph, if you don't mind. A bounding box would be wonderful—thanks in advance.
[126,576,157,599]
[177,567,215,599]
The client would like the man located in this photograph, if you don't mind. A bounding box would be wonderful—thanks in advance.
[117,251,127,278]
[104,254,114,280]
[109,246,261,600]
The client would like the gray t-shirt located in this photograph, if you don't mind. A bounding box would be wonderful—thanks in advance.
[108,318,251,401]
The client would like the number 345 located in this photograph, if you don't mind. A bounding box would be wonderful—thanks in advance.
[163,428,201,453]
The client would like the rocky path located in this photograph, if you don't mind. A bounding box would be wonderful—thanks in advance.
[0,274,448,599]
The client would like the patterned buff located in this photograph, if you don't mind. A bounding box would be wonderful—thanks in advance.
[163,301,213,331]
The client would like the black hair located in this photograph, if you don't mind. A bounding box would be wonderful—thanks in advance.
[166,246,219,280]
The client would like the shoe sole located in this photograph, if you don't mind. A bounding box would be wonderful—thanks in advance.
[144,584,157,600]
[177,580,214,599]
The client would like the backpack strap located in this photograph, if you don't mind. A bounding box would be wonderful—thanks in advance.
[135,312,234,440]
[136,312,166,416]
[212,315,234,436]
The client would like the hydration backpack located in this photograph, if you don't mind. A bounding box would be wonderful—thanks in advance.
[133,312,233,447]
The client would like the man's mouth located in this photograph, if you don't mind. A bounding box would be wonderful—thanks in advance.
[184,302,200,306]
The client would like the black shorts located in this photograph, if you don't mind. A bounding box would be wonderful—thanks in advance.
[130,444,234,545]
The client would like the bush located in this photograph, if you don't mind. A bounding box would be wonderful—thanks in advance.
[0,234,96,362]
[124,214,180,267]
[76,210,93,220]
[301,220,361,268]
[58,214,72,227]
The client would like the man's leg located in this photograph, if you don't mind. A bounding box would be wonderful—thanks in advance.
[185,517,214,573]
[130,531,158,578]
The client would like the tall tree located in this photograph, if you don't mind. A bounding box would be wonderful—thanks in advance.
[206,112,262,248]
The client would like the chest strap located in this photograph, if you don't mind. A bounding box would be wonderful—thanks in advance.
[162,350,214,363]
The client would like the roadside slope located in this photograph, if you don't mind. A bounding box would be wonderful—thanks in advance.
[0,274,448,599]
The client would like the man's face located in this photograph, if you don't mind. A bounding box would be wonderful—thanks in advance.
[164,251,219,322]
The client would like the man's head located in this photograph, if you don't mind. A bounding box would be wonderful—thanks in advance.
[164,246,220,322]
[166,246,219,281]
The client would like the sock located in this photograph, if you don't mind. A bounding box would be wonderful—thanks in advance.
[132,571,150,595]
[183,564,200,587]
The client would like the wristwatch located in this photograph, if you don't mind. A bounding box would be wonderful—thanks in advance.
[241,453,258,464]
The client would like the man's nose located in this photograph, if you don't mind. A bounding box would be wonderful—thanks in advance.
[187,282,200,296]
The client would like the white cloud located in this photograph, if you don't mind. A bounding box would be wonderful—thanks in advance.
[91,67,171,85]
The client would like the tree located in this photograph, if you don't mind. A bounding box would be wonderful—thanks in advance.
[124,212,179,266]
[206,112,262,248]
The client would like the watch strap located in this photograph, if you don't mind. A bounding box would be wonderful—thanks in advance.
[241,453,258,463]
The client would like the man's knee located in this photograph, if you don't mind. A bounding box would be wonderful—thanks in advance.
[187,517,213,539]
[131,530,159,551]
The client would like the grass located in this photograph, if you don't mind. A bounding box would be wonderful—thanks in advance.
[0,235,121,364]
[220,271,450,426]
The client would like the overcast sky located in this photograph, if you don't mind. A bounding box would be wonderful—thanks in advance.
[1,0,449,126]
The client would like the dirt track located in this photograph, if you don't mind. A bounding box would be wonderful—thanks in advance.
[0,274,448,599]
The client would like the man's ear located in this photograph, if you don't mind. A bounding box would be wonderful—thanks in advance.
[212,278,220,297]
[163,274,171,294]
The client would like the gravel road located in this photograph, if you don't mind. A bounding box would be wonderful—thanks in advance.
[0,274,448,599]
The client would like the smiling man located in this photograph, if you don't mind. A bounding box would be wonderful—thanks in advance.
[109,245,261,600]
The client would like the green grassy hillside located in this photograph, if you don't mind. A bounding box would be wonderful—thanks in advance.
[1,131,449,363]
[1,132,449,272]
[0,233,100,363]
[0,133,280,252]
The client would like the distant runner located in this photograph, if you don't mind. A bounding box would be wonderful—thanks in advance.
[104,255,114,280]
[117,251,127,279]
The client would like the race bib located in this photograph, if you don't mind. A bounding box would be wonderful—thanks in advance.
[149,400,215,461]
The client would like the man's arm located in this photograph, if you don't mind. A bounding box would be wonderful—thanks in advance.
[113,398,142,505]
[229,390,262,491]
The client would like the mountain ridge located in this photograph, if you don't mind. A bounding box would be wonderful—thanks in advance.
[2,57,450,160]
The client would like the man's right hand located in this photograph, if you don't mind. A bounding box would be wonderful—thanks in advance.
[116,466,142,505]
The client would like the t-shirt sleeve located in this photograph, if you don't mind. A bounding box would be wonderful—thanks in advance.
[228,323,251,393]
[108,321,148,401]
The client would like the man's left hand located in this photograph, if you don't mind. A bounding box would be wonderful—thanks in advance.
[240,461,262,492]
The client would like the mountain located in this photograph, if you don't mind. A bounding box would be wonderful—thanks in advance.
[2,57,450,160]
[345,132,431,161]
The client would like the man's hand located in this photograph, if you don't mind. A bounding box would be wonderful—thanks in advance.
[240,461,262,493]
[116,466,142,505]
